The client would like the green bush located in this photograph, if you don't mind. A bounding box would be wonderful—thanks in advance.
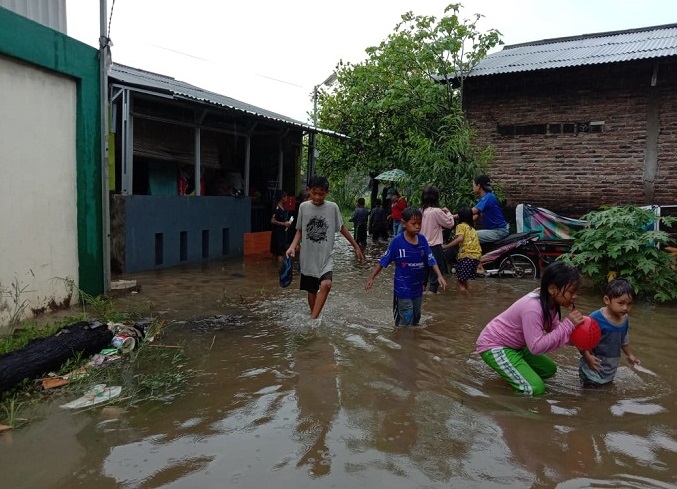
[563,205,677,302]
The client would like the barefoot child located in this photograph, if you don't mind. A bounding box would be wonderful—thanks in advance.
[442,207,481,291]
[286,175,364,319]
[365,207,447,326]
[476,261,584,395]
[579,278,640,387]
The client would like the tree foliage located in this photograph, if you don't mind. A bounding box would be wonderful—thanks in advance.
[562,206,677,302]
[315,3,502,209]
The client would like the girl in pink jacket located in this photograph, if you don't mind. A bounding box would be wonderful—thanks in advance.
[420,185,455,293]
[477,261,584,395]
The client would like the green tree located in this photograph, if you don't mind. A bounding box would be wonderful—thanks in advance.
[315,3,502,209]
[563,206,677,302]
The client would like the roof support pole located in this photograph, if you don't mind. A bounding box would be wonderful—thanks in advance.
[643,62,660,204]
[243,122,258,197]
[278,129,289,190]
[194,126,201,196]
[277,144,284,190]
[120,88,134,195]
[244,134,250,197]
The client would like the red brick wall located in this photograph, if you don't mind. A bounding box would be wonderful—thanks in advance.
[463,59,677,216]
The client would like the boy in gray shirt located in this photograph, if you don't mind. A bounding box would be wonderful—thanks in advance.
[286,175,364,319]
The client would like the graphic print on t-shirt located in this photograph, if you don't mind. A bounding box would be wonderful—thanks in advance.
[306,216,329,243]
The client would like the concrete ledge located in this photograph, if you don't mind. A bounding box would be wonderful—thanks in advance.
[107,279,141,297]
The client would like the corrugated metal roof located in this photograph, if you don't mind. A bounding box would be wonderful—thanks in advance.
[469,23,677,77]
[0,0,66,33]
[109,63,339,136]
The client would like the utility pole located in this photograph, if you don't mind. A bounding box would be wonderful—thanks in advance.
[307,72,337,187]
[99,0,111,293]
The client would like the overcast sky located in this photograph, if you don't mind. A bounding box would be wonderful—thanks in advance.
[66,0,677,122]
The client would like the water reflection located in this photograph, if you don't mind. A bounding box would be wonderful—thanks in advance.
[373,329,420,455]
[292,333,339,476]
[1,240,676,488]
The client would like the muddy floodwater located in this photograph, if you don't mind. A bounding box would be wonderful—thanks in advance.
[2,240,676,488]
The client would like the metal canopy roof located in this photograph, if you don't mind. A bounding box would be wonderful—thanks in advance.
[109,63,342,136]
[468,23,677,77]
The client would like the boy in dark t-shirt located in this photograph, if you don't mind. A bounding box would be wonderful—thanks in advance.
[365,207,447,326]
[369,198,389,242]
[349,197,370,246]
[270,189,292,261]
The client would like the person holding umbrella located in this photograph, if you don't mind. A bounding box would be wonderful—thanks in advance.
[375,169,408,236]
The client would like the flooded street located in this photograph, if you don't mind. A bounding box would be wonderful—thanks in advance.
[2,240,676,488]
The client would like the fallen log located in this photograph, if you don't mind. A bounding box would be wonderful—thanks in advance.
[0,321,113,394]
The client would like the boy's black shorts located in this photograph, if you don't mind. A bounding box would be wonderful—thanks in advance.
[300,272,333,293]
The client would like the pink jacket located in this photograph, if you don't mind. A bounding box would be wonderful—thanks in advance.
[420,207,455,246]
[476,292,576,355]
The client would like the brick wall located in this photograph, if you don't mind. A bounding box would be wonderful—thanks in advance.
[463,59,677,216]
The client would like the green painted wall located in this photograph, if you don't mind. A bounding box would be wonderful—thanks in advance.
[0,7,103,295]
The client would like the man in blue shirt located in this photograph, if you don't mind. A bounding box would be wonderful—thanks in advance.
[472,175,509,244]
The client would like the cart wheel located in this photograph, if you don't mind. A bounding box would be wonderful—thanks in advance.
[498,253,538,279]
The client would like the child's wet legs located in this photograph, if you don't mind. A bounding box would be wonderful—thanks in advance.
[310,279,332,319]
[307,292,317,314]
[522,349,557,380]
[394,297,422,326]
[481,348,548,396]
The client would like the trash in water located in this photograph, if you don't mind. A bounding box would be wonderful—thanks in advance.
[633,364,658,376]
[41,378,69,390]
[60,384,122,410]
[111,334,136,353]
[86,352,121,368]
[107,321,146,352]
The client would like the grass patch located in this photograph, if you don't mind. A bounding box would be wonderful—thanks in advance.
[62,334,197,408]
[0,314,87,356]
[0,299,196,427]
[0,277,32,331]
[0,394,28,428]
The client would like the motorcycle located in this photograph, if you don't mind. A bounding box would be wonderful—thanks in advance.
[477,202,588,278]
[478,231,542,278]
[445,201,583,279]
[444,231,542,279]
